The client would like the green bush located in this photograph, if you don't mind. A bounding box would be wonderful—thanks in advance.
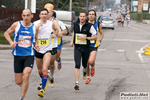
[0,33,13,44]
[130,12,137,20]
[137,13,143,21]
[130,12,150,20]
[72,6,83,16]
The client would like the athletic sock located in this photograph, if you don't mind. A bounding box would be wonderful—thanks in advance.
[91,66,95,69]
[48,70,50,76]
[42,74,48,89]
[87,76,91,79]
[83,68,86,72]
[20,97,23,100]
[50,76,54,80]
[58,57,61,64]
[75,81,79,84]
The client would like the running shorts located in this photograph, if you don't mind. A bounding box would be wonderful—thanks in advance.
[90,47,98,53]
[50,47,57,55]
[14,56,34,73]
[35,50,51,59]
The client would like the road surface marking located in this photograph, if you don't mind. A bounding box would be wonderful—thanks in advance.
[137,44,150,63]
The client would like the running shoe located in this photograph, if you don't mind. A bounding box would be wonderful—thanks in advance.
[38,89,44,98]
[83,70,87,80]
[49,78,54,88]
[91,67,95,77]
[57,58,62,70]
[85,78,91,84]
[37,83,42,90]
[74,83,79,90]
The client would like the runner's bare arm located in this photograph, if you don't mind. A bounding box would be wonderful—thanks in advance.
[52,20,62,37]
[96,24,104,46]
[34,24,41,52]
[35,26,39,45]
[99,24,104,41]
[4,22,18,48]
[62,29,67,35]
[86,34,97,40]
[70,31,74,47]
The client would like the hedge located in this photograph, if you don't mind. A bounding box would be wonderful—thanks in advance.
[130,12,150,20]
[0,33,13,44]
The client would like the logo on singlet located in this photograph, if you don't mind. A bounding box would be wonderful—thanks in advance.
[21,31,30,34]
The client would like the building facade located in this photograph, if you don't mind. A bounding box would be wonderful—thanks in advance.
[138,0,150,13]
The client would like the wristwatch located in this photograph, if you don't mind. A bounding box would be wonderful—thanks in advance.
[86,37,88,40]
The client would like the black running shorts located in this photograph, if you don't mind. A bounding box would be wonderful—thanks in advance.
[50,47,57,55]
[74,46,90,69]
[35,50,51,59]
[89,47,98,53]
[14,56,34,73]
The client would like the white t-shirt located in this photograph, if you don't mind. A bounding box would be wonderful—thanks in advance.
[58,20,66,31]
[34,20,53,54]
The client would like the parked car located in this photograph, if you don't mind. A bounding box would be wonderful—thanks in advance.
[100,16,114,30]
[97,15,108,24]
[53,10,75,35]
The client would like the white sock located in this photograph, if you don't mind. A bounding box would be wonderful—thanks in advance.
[83,68,86,72]
[87,76,91,79]
[91,66,95,69]
[48,70,51,75]
[20,97,23,100]
[75,81,79,84]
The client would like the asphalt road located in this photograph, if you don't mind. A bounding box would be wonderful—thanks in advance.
[1,12,150,100]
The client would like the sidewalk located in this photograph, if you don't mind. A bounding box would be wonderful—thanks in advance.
[131,20,150,26]
[0,35,72,50]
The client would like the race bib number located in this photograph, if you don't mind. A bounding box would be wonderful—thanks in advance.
[75,33,87,45]
[90,40,95,44]
[18,35,31,47]
[38,37,49,46]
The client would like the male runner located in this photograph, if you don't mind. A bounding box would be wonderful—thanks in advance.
[51,11,67,70]
[70,11,97,90]
[34,8,61,98]
[85,9,104,84]
[4,9,36,100]
[45,6,62,88]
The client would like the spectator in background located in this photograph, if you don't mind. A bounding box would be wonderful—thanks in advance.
[126,13,131,28]
[121,15,124,27]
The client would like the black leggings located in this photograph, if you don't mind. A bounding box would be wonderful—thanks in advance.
[74,46,90,69]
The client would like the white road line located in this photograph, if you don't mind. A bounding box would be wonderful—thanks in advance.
[98,49,106,52]
[138,44,150,63]
[116,49,125,53]
[103,39,150,43]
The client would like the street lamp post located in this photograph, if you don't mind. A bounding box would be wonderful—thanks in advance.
[86,0,89,13]
[131,0,132,11]
[69,0,72,11]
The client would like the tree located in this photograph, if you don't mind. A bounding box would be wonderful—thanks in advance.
[2,0,24,8]
[0,0,2,6]
[53,0,59,9]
